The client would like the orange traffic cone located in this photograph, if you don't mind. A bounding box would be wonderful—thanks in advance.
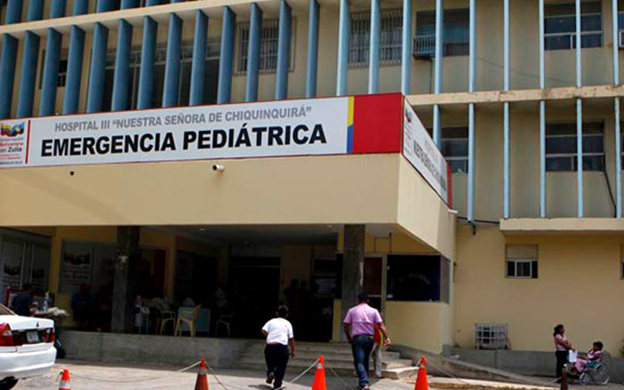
[195,358,209,390]
[414,357,429,390]
[311,356,327,390]
[58,369,71,390]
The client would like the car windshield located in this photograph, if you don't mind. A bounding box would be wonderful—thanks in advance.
[0,303,14,315]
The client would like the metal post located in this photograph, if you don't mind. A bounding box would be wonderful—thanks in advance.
[539,0,546,217]
[40,29,62,116]
[0,35,17,119]
[86,23,109,113]
[246,3,263,102]
[63,26,85,114]
[336,0,349,96]
[432,0,444,146]
[217,6,236,104]
[613,0,622,217]
[503,0,510,219]
[112,20,133,111]
[137,17,157,109]
[467,0,476,222]
[50,0,67,18]
[17,32,41,118]
[306,0,320,98]
[401,0,412,95]
[368,0,380,94]
[576,0,583,217]
[275,0,292,100]
[190,10,208,106]
[163,14,183,107]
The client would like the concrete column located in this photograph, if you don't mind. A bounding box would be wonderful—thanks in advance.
[40,29,62,116]
[86,23,109,113]
[162,13,183,107]
[190,10,208,106]
[27,0,45,21]
[275,0,291,100]
[305,0,319,98]
[50,1,67,18]
[17,32,41,118]
[336,0,349,96]
[0,34,18,119]
[5,0,23,24]
[63,26,86,114]
[111,226,140,334]
[400,0,411,95]
[73,1,90,16]
[112,20,133,111]
[245,3,262,102]
[368,0,380,94]
[340,225,365,340]
[137,17,157,109]
[217,7,236,104]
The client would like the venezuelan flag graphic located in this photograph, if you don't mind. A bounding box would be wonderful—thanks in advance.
[0,122,25,137]
[346,97,354,153]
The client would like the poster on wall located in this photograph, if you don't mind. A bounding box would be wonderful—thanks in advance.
[402,100,451,205]
[0,97,351,169]
[60,244,93,293]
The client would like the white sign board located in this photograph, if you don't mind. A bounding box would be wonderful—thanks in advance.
[402,101,450,204]
[0,97,351,168]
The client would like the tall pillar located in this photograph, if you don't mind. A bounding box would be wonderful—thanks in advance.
[50,0,67,18]
[336,0,349,96]
[190,10,208,106]
[163,14,183,107]
[368,0,380,94]
[86,23,109,113]
[27,0,45,22]
[217,7,236,104]
[111,226,140,334]
[612,0,622,218]
[340,225,365,340]
[40,29,62,116]
[73,0,90,16]
[63,27,86,114]
[305,0,319,98]
[137,17,158,109]
[400,0,411,95]
[467,0,476,222]
[5,0,23,24]
[275,0,291,100]
[245,3,262,102]
[17,32,41,118]
[432,0,444,147]
[112,20,133,111]
[0,35,18,119]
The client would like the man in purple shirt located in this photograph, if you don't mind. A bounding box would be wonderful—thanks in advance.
[344,293,391,390]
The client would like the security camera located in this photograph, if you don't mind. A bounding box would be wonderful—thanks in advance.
[448,209,459,215]
[212,164,225,172]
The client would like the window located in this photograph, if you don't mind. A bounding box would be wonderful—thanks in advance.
[414,9,469,58]
[100,39,221,111]
[349,9,403,67]
[441,127,469,173]
[237,19,294,74]
[506,245,538,279]
[544,2,602,50]
[474,324,508,350]
[546,122,604,172]
[387,255,450,302]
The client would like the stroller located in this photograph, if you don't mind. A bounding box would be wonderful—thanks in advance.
[564,350,610,385]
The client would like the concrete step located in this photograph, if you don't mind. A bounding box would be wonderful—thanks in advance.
[235,357,413,372]
[382,366,419,380]
[241,350,403,361]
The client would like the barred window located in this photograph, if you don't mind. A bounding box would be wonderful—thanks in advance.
[506,245,538,279]
[546,122,604,172]
[349,9,403,67]
[414,9,469,58]
[545,2,602,50]
[237,19,293,74]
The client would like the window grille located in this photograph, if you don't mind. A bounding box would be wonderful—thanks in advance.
[237,19,286,74]
[349,9,403,67]
[474,324,508,350]
[414,8,469,58]
[544,2,602,50]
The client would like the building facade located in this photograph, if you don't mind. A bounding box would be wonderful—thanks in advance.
[0,0,623,363]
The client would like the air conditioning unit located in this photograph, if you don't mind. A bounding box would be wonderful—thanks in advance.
[619,30,624,49]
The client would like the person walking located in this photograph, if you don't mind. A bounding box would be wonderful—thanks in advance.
[262,306,296,390]
[344,293,391,390]
[553,324,572,382]
[372,312,386,378]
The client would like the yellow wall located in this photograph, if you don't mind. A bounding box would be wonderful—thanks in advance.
[386,301,453,354]
[454,223,624,352]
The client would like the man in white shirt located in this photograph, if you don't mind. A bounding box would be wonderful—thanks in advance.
[262,306,296,389]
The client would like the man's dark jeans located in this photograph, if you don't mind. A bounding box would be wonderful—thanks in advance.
[352,335,375,388]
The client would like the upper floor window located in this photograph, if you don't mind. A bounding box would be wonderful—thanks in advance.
[349,9,403,67]
[546,122,604,172]
[544,2,602,50]
[441,127,469,173]
[38,51,68,89]
[414,9,469,58]
[237,19,294,74]
[506,245,538,279]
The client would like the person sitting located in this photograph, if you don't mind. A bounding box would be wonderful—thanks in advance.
[574,341,604,374]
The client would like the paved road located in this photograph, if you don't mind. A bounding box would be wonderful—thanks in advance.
[14,360,408,390]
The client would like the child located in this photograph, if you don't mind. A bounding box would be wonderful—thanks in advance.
[574,341,604,374]
[372,313,386,378]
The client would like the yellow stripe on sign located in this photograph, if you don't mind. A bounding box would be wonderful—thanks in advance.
[347,96,354,126]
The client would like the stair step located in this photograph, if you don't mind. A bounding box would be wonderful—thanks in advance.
[241,351,402,361]
[236,357,413,370]
[382,366,419,380]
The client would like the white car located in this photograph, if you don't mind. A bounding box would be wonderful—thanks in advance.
[0,304,56,390]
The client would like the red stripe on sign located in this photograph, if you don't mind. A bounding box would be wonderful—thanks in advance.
[25,120,31,164]
[447,163,453,207]
[352,93,403,154]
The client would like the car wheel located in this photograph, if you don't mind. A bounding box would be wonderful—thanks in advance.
[0,378,18,390]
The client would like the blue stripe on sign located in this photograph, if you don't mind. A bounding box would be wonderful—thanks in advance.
[347,125,354,153]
